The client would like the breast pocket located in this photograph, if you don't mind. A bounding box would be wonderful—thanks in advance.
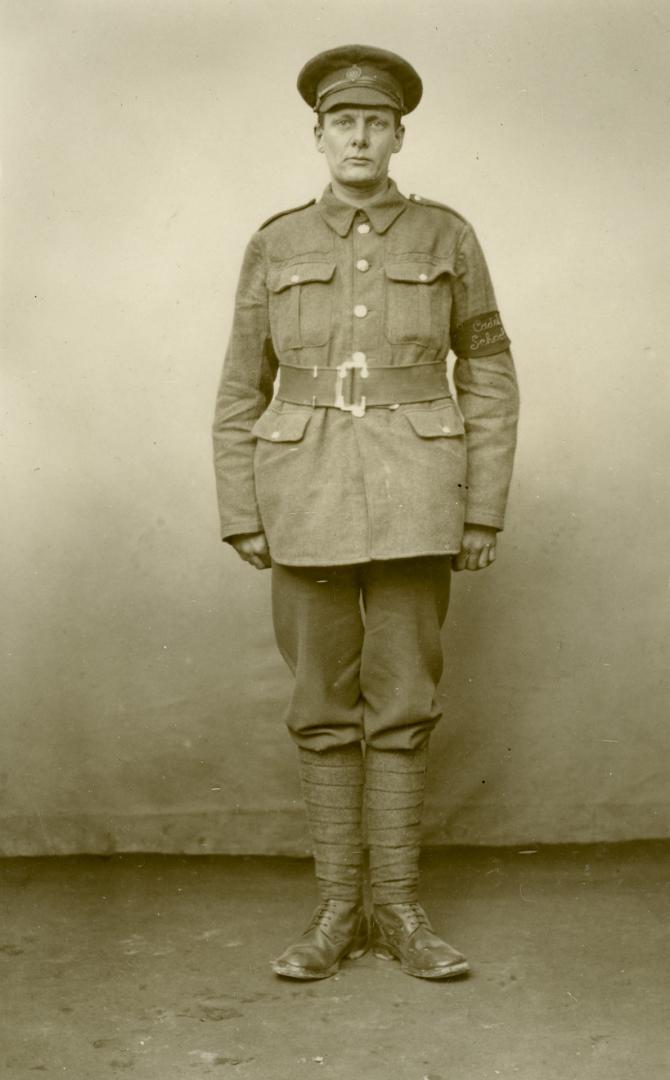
[384,260,454,347]
[267,261,336,352]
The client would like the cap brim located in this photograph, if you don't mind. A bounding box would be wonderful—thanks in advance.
[318,87,402,113]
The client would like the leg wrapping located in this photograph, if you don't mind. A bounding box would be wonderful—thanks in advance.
[298,744,365,902]
[365,745,429,905]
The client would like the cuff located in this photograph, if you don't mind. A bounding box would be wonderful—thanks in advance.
[220,519,264,543]
[463,509,505,531]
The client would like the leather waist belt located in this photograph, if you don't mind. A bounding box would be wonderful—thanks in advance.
[276,360,450,418]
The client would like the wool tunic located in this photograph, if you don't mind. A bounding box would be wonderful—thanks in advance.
[213,180,519,566]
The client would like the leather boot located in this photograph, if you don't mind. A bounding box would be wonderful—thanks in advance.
[370,901,469,979]
[271,898,368,979]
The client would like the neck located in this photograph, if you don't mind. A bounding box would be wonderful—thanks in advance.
[330,176,390,206]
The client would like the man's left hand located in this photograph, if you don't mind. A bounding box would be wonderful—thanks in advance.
[452,524,498,572]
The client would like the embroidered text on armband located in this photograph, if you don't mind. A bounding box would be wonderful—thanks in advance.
[258,199,316,230]
[452,312,511,358]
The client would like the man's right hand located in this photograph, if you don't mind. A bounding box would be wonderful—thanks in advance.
[228,531,272,570]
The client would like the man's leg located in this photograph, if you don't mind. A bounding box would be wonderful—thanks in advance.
[360,557,470,979]
[269,563,367,979]
[271,563,365,751]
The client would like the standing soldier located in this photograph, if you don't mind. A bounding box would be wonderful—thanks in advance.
[213,45,519,980]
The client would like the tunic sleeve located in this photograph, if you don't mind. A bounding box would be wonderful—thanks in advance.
[212,231,279,541]
[450,223,520,531]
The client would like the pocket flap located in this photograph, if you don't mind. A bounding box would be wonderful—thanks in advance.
[385,260,454,284]
[267,262,336,293]
[404,405,465,438]
[252,409,312,442]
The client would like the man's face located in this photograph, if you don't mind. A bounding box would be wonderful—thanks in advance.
[315,106,404,187]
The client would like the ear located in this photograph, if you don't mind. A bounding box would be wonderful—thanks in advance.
[314,124,325,153]
[392,124,405,155]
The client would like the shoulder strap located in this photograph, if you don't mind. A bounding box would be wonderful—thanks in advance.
[408,193,468,223]
[259,199,317,230]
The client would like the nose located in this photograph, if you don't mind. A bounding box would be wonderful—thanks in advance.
[351,118,369,147]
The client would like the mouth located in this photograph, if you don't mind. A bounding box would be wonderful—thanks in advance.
[347,157,372,164]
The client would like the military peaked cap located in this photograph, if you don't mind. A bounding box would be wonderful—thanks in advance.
[297,44,423,116]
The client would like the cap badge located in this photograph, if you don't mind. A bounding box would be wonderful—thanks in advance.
[346,65,363,81]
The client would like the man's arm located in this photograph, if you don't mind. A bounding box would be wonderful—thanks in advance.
[453,346,519,533]
[212,231,278,546]
[450,222,520,568]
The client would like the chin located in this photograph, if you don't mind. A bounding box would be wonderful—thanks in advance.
[341,169,377,183]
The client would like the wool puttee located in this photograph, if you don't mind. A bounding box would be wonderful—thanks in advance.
[298,744,365,902]
[365,744,429,905]
[298,743,430,904]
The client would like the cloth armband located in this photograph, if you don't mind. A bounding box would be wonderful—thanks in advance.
[451,311,511,358]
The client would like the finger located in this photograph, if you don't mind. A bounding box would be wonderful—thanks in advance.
[248,554,266,570]
[452,551,468,572]
[465,551,480,571]
[250,540,271,568]
[477,546,490,570]
[487,544,497,565]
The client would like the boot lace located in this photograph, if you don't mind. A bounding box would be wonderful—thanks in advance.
[308,899,345,933]
[386,902,430,935]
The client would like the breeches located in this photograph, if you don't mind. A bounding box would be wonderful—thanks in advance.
[271,557,451,752]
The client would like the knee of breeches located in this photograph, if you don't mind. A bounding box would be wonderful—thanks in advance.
[364,722,434,752]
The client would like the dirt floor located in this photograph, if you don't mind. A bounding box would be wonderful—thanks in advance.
[1,844,668,1080]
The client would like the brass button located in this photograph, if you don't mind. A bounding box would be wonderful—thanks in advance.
[271,431,281,439]
[357,222,371,235]
[352,351,366,363]
[354,304,368,318]
[419,273,428,282]
[441,424,451,434]
[290,273,300,283]
[356,259,369,272]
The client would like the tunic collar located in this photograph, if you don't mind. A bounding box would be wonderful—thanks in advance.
[317,178,408,237]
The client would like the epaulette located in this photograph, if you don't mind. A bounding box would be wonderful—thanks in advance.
[408,193,468,223]
[258,199,316,230]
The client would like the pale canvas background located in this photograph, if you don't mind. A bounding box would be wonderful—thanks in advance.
[2,0,669,854]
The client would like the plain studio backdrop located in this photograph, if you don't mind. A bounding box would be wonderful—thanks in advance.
[1,0,669,856]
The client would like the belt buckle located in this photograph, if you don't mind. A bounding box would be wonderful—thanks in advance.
[334,355,369,417]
